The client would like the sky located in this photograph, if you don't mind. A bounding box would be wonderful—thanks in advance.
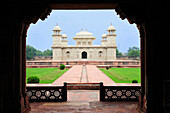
[27,10,140,53]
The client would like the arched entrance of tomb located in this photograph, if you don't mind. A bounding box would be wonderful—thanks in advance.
[82,51,87,59]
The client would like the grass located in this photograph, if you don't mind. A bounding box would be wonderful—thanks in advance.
[26,68,68,84]
[100,68,141,83]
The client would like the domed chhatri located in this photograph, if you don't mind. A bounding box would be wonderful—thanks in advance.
[53,24,61,31]
[51,24,117,61]
[102,32,107,38]
[62,33,67,38]
[107,25,116,31]
[53,24,62,35]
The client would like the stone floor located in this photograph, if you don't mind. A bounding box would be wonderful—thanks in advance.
[29,90,139,113]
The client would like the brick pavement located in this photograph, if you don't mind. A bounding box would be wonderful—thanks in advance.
[86,65,117,86]
[52,65,83,86]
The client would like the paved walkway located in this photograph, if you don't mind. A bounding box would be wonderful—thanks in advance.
[86,65,116,86]
[52,65,83,86]
[29,90,139,113]
[52,65,116,86]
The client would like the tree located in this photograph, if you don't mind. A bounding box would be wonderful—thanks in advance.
[26,45,37,60]
[26,45,53,60]
[116,49,122,56]
[127,46,140,58]
[36,50,43,56]
[42,49,52,56]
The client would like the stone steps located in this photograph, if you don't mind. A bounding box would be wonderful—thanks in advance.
[67,83,100,90]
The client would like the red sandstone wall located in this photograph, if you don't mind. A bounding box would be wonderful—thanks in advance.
[26,60,140,68]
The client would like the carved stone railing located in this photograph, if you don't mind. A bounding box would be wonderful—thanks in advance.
[26,82,67,102]
[100,82,141,101]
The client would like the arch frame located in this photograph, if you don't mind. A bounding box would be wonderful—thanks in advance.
[1,0,169,113]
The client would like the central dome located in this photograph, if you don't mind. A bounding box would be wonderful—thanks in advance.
[76,31,93,36]
[73,30,96,40]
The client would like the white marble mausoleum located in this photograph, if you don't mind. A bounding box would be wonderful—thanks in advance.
[51,24,117,61]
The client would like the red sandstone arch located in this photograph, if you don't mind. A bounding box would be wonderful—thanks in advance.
[1,0,169,113]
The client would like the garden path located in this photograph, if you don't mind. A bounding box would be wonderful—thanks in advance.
[86,65,116,86]
[52,65,83,86]
[52,65,116,86]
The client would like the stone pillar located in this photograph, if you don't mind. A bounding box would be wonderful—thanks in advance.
[144,21,169,113]
[137,23,146,112]
[22,24,31,112]
[0,22,30,113]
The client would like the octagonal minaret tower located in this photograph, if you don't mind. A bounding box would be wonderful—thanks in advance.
[52,24,62,60]
[106,24,117,60]
[61,32,68,46]
[106,24,117,46]
[101,32,107,46]
[52,24,62,46]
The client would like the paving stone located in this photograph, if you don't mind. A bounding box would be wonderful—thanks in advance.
[52,65,83,85]
[86,65,116,86]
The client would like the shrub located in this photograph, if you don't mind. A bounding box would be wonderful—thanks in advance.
[60,64,65,70]
[106,66,109,70]
[132,80,138,83]
[27,76,40,83]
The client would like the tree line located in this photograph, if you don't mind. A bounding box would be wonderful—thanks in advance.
[26,45,52,60]
[116,46,140,58]
[127,46,140,57]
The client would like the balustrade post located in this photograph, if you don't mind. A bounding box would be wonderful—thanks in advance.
[100,82,104,101]
[63,82,67,101]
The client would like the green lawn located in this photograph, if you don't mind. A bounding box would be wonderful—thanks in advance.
[26,68,68,84]
[100,68,141,83]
